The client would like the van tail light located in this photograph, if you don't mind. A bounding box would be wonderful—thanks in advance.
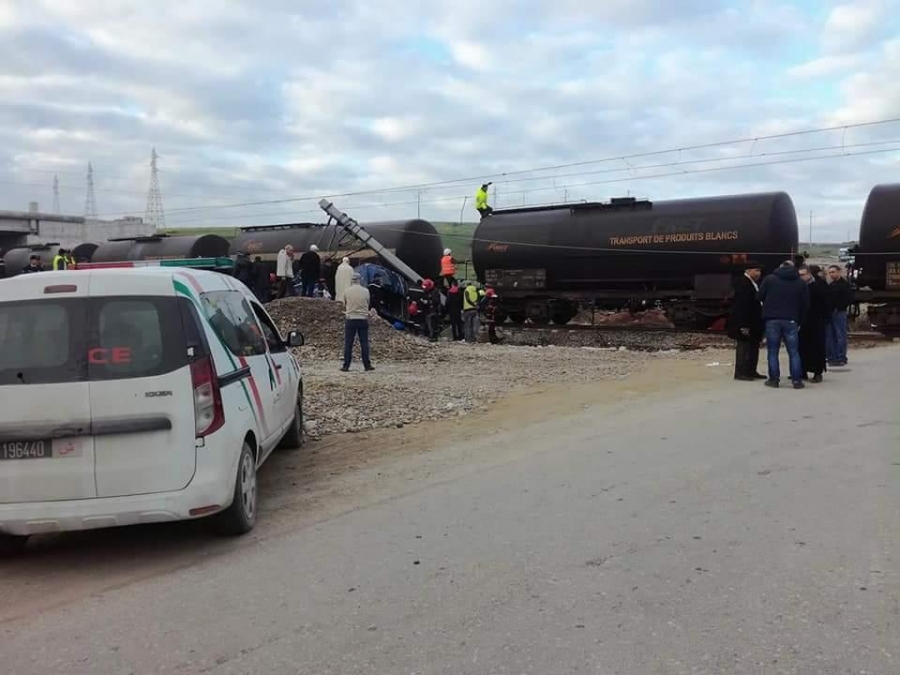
[190,356,225,437]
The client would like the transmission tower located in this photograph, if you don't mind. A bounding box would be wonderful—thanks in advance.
[84,163,98,218]
[52,174,60,213]
[145,148,165,228]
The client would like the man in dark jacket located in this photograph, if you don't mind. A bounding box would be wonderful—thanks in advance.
[252,256,271,303]
[446,281,464,341]
[757,260,810,389]
[298,245,321,297]
[826,265,852,366]
[798,265,831,382]
[727,261,765,381]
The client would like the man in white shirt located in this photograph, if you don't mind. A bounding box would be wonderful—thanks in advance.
[342,273,375,372]
[276,244,294,298]
[335,256,354,304]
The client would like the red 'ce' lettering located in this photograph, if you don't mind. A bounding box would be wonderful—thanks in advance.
[88,347,133,364]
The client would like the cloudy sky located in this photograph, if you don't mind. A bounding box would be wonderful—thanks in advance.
[0,0,898,241]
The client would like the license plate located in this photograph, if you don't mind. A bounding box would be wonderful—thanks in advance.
[0,440,51,460]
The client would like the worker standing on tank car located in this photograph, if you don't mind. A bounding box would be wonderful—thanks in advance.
[440,248,458,289]
[475,182,494,218]
[727,261,765,381]
[298,244,321,297]
[798,265,831,383]
[462,281,481,342]
[757,260,810,390]
[341,272,375,372]
[276,244,294,298]
[826,264,852,367]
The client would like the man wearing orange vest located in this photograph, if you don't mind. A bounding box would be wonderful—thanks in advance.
[440,248,457,289]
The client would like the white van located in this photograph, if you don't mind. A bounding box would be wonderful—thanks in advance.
[0,266,305,553]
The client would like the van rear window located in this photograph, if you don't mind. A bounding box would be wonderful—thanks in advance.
[0,296,191,385]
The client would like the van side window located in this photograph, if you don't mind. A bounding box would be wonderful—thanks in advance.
[251,303,285,353]
[199,291,267,357]
[88,297,188,381]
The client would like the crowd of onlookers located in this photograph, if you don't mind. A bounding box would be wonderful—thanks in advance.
[728,260,853,389]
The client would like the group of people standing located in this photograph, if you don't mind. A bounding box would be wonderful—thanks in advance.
[728,259,853,389]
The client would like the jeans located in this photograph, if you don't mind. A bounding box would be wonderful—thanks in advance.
[343,319,371,368]
[463,309,479,342]
[765,319,803,383]
[826,310,848,363]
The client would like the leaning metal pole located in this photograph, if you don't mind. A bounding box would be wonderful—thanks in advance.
[318,199,424,285]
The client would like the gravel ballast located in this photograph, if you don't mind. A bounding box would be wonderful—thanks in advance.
[267,298,728,439]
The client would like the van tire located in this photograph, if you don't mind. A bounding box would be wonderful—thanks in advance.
[0,534,29,556]
[214,442,257,536]
[278,395,304,450]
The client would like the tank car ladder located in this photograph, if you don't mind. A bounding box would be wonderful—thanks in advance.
[317,199,424,285]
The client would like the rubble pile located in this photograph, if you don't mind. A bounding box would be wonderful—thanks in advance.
[499,326,732,352]
[267,297,432,362]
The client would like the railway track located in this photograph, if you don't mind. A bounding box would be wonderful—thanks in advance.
[502,322,892,341]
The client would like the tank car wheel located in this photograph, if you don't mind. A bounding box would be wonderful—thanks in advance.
[507,313,526,324]
[551,313,572,326]
[529,316,550,325]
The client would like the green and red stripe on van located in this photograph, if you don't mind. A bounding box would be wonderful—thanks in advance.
[173,273,268,437]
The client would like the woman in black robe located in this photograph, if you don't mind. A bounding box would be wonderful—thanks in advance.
[799,265,831,382]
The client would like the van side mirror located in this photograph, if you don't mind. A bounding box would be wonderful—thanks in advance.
[287,331,305,348]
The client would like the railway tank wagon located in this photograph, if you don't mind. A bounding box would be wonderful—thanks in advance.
[229,219,444,281]
[472,192,799,325]
[1,243,61,277]
[850,183,900,334]
[90,234,231,263]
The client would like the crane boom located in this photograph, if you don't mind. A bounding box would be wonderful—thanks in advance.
[318,199,423,284]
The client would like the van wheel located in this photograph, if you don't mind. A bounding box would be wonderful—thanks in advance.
[278,397,304,450]
[0,534,29,556]
[214,442,257,536]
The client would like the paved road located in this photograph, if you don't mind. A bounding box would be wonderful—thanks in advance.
[2,347,898,674]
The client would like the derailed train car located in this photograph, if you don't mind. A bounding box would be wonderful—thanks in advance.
[229,219,443,281]
[850,183,900,334]
[472,192,799,326]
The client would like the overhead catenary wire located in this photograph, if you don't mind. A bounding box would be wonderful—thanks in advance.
[72,115,900,219]
[160,142,900,227]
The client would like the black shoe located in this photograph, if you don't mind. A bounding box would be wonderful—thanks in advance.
[752,373,767,380]
[734,374,755,381]
[765,379,779,388]
[364,365,375,371]
[340,366,349,372]
[811,374,823,383]
[792,381,805,390]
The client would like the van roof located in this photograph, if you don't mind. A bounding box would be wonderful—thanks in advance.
[0,268,237,297]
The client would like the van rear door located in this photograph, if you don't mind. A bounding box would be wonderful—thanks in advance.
[0,280,96,503]
[87,274,196,498]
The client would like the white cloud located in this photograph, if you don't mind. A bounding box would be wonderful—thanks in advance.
[787,54,863,80]
[448,41,492,71]
[822,0,888,53]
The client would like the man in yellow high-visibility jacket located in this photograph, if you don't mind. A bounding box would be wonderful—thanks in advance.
[475,182,493,218]
[52,248,67,271]
[462,282,481,342]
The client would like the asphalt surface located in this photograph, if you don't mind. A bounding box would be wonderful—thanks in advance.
[2,346,898,675]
